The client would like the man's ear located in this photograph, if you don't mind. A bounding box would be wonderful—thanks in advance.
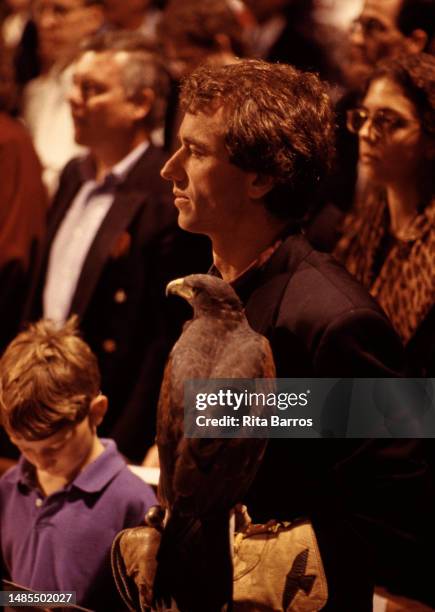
[210,34,239,66]
[89,395,108,430]
[214,33,233,55]
[85,5,105,33]
[130,87,155,122]
[406,29,428,53]
[248,173,274,200]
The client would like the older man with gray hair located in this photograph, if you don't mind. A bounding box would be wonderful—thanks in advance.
[25,31,208,463]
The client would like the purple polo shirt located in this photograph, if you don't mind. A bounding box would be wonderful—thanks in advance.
[0,439,156,610]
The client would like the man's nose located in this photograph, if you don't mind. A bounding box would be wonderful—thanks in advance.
[161,148,184,183]
[68,83,82,109]
[349,22,365,48]
[35,8,57,31]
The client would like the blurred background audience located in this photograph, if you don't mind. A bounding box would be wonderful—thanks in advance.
[344,0,435,91]
[103,0,161,42]
[1,0,31,51]
[1,0,38,96]
[157,0,250,151]
[21,0,105,195]
[0,43,47,356]
[0,41,47,464]
[244,0,334,80]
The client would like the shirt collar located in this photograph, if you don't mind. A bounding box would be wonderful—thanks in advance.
[111,141,150,182]
[78,141,150,186]
[45,61,75,83]
[9,456,38,489]
[12,439,126,495]
[210,238,283,289]
[71,439,126,493]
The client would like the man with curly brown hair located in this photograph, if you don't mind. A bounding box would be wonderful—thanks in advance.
[160,59,432,610]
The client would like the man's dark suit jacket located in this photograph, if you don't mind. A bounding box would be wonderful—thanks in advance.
[26,144,210,462]
[231,234,433,609]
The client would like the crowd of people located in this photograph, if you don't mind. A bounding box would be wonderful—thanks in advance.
[0,0,434,610]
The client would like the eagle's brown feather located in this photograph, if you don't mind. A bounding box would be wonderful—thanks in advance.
[153,274,276,612]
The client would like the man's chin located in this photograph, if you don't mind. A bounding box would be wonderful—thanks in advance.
[342,56,373,90]
[72,125,90,147]
[177,212,203,235]
[177,216,195,233]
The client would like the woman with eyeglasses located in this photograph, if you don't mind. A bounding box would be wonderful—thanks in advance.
[334,53,435,375]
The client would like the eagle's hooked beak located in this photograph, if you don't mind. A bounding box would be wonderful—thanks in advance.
[166,277,195,300]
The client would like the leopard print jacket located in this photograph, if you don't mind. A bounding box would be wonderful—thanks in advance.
[334,191,435,347]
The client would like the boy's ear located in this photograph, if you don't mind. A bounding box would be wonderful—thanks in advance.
[248,173,274,200]
[89,395,108,429]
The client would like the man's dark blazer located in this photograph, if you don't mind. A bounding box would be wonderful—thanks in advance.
[26,144,210,462]
[230,234,433,609]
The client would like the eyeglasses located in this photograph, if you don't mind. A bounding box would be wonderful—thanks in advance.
[346,108,419,137]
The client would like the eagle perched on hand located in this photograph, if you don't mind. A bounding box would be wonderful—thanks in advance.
[153,274,276,612]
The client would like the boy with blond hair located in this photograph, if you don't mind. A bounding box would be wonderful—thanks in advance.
[0,317,156,610]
